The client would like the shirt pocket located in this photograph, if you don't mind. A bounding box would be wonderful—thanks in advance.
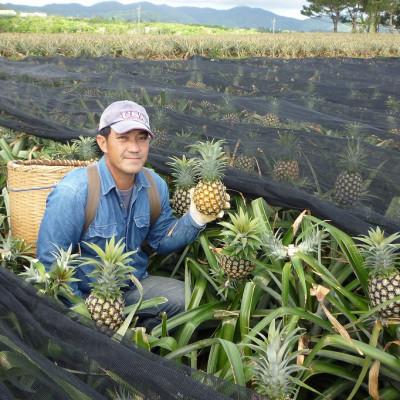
[84,223,118,245]
[132,215,150,248]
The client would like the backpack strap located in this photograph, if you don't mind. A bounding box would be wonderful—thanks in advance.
[142,168,161,226]
[84,163,101,233]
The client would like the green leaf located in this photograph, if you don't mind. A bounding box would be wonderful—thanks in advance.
[218,339,246,386]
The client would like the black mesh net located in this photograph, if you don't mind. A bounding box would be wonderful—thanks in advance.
[0,267,261,399]
[1,55,399,236]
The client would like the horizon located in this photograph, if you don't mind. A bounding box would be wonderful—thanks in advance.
[1,0,309,20]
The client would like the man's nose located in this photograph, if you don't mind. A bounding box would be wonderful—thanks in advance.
[127,138,140,151]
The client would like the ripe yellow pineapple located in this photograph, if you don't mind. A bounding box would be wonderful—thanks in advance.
[272,132,300,182]
[81,237,136,333]
[167,155,197,217]
[217,208,263,279]
[190,140,229,216]
[358,227,400,320]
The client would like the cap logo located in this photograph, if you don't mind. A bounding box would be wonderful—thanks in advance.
[120,110,149,127]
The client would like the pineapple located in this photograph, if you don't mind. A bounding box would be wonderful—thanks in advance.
[221,112,240,124]
[334,139,365,207]
[150,110,169,148]
[232,154,256,172]
[263,113,281,128]
[247,320,305,400]
[217,208,263,279]
[272,132,300,182]
[81,237,136,332]
[358,227,400,320]
[167,155,197,217]
[190,140,229,216]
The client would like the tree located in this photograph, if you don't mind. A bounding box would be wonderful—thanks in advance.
[301,0,347,32]
[341,1,364,32]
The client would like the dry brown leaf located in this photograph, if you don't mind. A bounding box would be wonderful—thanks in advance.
[369,359,380,400]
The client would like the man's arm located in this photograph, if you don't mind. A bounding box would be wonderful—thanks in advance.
[36,182,86,270]
[145,177,204,255]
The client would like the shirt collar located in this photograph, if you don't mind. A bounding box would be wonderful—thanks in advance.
[98,156,151,195]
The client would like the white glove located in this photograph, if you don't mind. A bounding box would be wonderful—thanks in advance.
[189,188,230,226]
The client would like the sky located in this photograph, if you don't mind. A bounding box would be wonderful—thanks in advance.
[2,0,309,20]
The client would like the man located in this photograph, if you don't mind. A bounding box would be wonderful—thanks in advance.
[37,100,229,330]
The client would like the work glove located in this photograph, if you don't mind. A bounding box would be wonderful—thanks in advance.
[189,188,230,226]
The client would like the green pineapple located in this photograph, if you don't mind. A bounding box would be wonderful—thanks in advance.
[334,139,365,207]
[247,321,305,400]
[218,208,263,279]
[81,237,136,332]
[150,110,169,148]
[358,227,400,320]
[272,132,300,182]
[167,155,197,217]
[190,140,229,216]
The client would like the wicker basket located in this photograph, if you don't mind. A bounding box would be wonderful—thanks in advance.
[7,160,92,254]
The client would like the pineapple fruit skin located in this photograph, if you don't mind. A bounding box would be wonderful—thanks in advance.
[219,254,255,279]
[334,171,362,206]
[171,188,191,217]
[233,155,255,172]
[193,180,228,216]
[273,160,299,182]
[368,272,400,319]
[86,294,124,332]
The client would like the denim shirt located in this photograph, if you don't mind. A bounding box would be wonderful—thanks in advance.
[37,156,204,296]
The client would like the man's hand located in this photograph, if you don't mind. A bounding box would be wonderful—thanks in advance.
[189,188,230,226]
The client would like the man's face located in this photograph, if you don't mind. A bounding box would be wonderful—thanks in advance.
[97,129,150,177]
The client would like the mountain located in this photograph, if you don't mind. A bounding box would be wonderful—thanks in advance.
[2,1,345,32]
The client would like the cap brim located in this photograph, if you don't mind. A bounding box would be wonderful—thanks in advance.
[111,120,154,138]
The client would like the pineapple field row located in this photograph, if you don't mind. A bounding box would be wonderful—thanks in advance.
[1,32,400,59]
[0,48,399,399]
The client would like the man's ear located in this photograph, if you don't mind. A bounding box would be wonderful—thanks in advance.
[96,134,107,153]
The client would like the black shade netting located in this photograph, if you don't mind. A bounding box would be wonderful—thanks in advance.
[1,55,400,235]
[0,267,262,400]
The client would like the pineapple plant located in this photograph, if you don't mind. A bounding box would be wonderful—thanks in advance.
[81,237,136,332]
[190,139,229,216]
[358,227,400,320]
[247,320,305,400]
[334,139,365,207]
[217,208,263,279]
[272,132,300,182]
[167,155,197,217]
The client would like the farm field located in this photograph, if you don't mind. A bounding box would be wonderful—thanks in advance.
[0,26,400,399]
[1,31,400,59]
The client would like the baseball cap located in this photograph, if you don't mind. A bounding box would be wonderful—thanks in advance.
[98,100,154,138]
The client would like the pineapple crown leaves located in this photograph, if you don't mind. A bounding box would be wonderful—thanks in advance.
[32,244,81,297]
[71,135,99,161]
[296,226,328,256]
[261,229,288,261]
[218,208,263,259]
[246,321,306,400]
[81,236,136,299]
[357,227,400,276]
[275,131,300,161]
[189,139,228,181]
[339,138,367,173]
[166,155,197,190]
